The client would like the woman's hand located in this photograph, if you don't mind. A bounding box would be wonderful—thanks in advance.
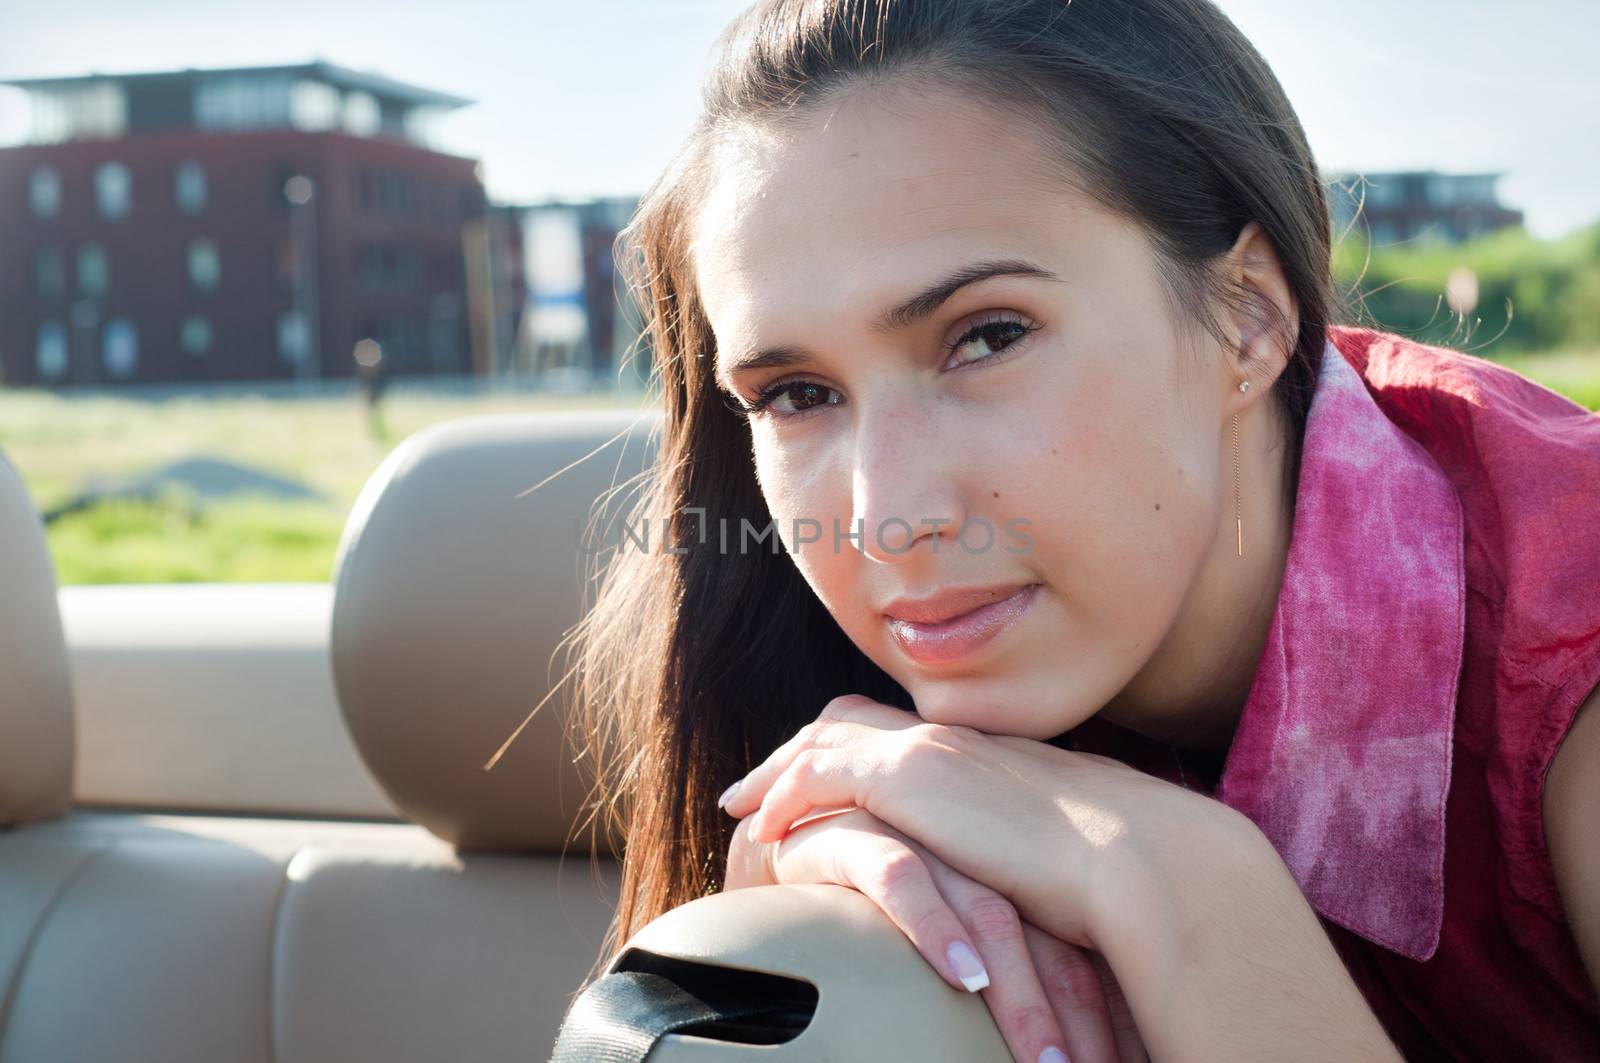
[717,694,1230,954]
[725,805,1149,1063]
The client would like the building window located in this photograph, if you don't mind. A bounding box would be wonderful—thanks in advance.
[95,162,132,219]
[175,161,207,214]
[1363,177,1398,209]
[428,292,463,371]
[342,91,380,137]
[376,317,423,366]
[274,236,296,291]
[77,244,108,297]
[180,315,213,356]
[102,317,139,379]
[30,83,126,142]
[29,166,62,218]
[402,105,444,148]
[188,238,221,292]
[278,309,310,363]
[196,75,293,130]
[355,241,420,291]
[35,248,65,298]
[1426,174,1458,207]
[290,80,340,131]
[356,169,417,217]
[36,321,68,382]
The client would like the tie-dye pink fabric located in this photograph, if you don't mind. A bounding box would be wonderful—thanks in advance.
[1212,335,1465,963]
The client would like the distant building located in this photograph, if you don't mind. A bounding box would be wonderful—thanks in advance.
[0,62,489,388]
[466,202,528,379]
[510,196,647,388]
[1326,169,1524,246]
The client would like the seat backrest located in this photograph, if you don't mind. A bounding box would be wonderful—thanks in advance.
[0,449,74,828]
[330,406,661,856]
[0,409,661,1062]
[60,581,395,820]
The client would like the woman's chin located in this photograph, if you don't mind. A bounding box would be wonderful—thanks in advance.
[907,679,1082,741]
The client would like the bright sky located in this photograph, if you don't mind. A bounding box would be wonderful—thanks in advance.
[1,0,1594,239]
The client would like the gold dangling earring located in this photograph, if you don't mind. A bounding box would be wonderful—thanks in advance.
[1234,379,1251,558]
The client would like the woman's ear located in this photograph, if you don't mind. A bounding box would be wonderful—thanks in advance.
[1224,221,1298,395]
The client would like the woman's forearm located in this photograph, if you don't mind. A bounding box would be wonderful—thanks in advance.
[1087,805,1403,1062]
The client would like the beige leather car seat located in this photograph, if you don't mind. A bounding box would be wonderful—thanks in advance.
[0,412,650,1062]
[0,449,75,829]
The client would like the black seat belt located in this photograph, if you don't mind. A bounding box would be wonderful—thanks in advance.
[548,970,811,1062]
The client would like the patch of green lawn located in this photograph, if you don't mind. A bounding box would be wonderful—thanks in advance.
[0,388,649,585]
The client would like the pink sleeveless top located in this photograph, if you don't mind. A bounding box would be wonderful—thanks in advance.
[1068,324,1600,1059]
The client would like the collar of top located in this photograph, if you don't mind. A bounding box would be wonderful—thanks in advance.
[1213,332,1467,963]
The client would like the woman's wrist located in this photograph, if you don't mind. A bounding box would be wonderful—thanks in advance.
[1084,800,1403,1062]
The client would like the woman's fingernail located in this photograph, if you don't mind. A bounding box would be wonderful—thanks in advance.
[1038,1048,1070,1063]
[716,781,742,810]
[946,940,990,992]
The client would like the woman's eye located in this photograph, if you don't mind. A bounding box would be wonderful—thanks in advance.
[761,380,839,416]
[946,316,1036,366]
[725,314,1039,423]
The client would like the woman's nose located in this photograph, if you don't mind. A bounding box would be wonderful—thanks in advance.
[849,414,965,565]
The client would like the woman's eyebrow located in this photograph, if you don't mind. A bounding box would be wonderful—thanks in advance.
[715,258,1061,390]
[871,258,1061,334]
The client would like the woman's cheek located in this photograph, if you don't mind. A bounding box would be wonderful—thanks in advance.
[757,463,859,600]
[1029,448,1180,635]
[755,441,829,544]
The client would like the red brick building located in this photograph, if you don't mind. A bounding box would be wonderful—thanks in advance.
[0,63,489,388]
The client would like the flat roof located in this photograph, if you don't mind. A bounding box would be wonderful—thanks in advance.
[1,60,472,109]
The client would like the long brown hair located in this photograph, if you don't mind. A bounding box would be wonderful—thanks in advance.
[568,0,1345,973]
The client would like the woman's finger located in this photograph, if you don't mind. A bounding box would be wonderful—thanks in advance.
[723,805,857,890]
[717,695,915,818]
[1084,944,1149,1062]
[1022,923,1130,1063]
[912,843,1079,1063]
[745,721,957,845]
[764,809,994,996]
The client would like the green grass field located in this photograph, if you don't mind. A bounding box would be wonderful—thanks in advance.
[0,388,651,585]
[3,350,1596,586]
[1493,350,1600,411]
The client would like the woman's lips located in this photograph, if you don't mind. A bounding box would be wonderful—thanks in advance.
[884,583,1041,665]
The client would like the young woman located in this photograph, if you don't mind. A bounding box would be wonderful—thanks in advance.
[569,1,1600,1059]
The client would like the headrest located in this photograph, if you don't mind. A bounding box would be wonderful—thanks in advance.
[330,408,661,855]
[0,450,75,827]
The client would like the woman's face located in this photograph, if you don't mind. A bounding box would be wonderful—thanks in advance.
[692,84,1263,741]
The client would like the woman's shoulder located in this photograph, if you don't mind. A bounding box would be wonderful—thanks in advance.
[1324,326,1600,509]
[1329,325,1600,669]
[1324,323,1600,493]
[1340,328,1600,939]
[1327,324,1600,456]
